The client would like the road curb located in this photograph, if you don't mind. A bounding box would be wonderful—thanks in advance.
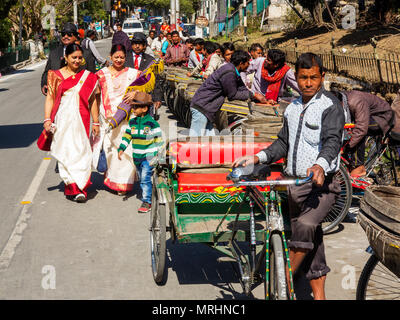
[0,58,44,77]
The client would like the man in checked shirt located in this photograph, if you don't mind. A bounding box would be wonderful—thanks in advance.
[233,53,345,300]
[163,31,190,67]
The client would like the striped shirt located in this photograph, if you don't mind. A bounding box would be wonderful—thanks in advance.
[118,114,163,164]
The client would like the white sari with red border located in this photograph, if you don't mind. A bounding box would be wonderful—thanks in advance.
[50,69,98,196]
[94,67,140,192]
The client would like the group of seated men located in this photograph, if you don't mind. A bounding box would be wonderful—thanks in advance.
[158,32,398,179]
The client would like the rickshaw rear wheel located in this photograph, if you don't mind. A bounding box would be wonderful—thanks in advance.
[150,182,167,285]
[323,163,353,233]
[356,254,400,300]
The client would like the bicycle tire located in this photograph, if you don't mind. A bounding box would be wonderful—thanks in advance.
[322,163,353,233]
[150,181,167,285]
[356,254,400,300]
[374,146,399,186]
[267,233,288,300]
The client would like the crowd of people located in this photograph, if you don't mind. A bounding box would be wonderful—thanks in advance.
[38,20,400,300]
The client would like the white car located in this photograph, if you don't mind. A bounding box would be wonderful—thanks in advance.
[122,19,144,39]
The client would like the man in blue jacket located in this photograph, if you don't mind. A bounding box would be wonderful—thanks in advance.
[189,50,267,136]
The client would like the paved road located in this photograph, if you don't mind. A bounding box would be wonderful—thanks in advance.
[0,38,370,300]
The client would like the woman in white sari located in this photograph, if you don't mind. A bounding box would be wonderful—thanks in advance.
[94,44,140,195]
[43,44,100,202]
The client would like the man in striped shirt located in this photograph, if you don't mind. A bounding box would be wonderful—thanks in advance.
[163,31,190,67]
[118,100,163,213]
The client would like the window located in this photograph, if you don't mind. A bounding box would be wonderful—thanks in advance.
[123,22,142,29]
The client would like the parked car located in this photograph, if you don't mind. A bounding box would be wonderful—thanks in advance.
[122,18,144,39]
[140,19,149,35]
[183,23,196,37]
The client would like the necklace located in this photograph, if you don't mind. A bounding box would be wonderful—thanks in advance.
[65,67,78,79]
[109,66,123,89]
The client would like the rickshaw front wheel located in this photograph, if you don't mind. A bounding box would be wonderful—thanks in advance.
[150,182,167,285]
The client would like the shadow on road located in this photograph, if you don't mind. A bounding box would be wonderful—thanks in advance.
[0,88,9,92]
[165,240,253,299]
[0,123,43,149]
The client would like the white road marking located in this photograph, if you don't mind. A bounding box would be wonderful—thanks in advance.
[0,156,52,271]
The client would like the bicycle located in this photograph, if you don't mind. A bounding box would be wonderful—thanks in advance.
[356,247,400,300]
[226,164,313,300]
[341,125,400,190]
[229,119,353,234]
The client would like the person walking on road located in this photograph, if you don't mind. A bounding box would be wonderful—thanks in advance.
[81,30,109,68]
[233,53,345,300]
[41,22,96,96]
[42,44,100,202]
[125,32,163,114]
[118,95,163,214]
[112,23,132,57]
[93,44,141,196]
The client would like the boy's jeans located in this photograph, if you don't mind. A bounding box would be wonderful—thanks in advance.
[136,160,153,204]
[189,107,215,137]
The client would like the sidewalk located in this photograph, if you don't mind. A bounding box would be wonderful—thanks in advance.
[0,37,112,78]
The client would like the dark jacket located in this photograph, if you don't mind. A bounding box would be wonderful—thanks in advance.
[40,44,96,89]
[344,90,394,148]
[190,62,252,123]
[125,52,162,103]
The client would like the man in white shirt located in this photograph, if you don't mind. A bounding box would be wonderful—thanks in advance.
[150,33,165,53]
[188,38,204,68]
[147,30,156,47]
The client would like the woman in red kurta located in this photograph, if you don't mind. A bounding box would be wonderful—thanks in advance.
[43,44,100,202]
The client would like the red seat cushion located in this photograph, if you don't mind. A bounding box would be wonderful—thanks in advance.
[176,171,285,193]
[170,140,283,166]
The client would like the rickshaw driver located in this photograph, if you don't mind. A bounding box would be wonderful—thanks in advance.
[233,53,345,300]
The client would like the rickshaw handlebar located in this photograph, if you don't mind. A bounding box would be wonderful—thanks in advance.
[232,173,314,187]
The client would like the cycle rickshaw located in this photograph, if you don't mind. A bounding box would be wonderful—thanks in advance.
[150,135,319,299]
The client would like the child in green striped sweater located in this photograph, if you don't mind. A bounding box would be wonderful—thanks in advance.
[118,104,163,213]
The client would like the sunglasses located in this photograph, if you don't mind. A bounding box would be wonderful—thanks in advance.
[61,32,75,37]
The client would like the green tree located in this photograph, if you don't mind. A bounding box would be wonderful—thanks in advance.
[77,0,107,27]
[0,0,18,48]
[125,0,197,16]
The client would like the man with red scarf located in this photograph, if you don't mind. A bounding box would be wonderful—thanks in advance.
[241,49,300,105]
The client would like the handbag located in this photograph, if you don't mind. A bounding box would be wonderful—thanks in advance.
[37,129,53,151]
[97,149,108,173]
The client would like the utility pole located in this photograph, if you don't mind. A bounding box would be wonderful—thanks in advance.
[243,0,247,42]
[225,0,229,40]
[170,0,176,28]
[18,0,23,47]
[176,0,180,27]
[73,0,78,26]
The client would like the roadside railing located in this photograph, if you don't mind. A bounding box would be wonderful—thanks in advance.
[0,45,30,70]
[276,43,400,90]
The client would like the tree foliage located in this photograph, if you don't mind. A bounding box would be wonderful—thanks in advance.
[125,0,198,15]
[7,0,107,42]
[0,0,18,48]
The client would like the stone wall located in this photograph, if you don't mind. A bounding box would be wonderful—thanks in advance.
[264,0,292,33]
